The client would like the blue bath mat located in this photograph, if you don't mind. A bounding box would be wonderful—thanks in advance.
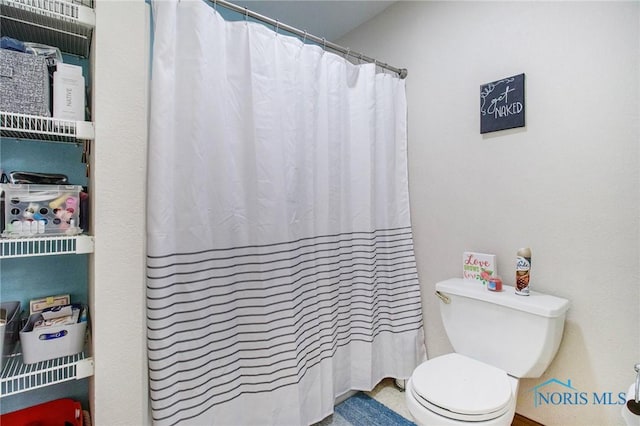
[318,392,416,426]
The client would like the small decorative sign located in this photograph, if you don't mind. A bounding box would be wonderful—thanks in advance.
[480,73,525,134]
[463,252,498,285]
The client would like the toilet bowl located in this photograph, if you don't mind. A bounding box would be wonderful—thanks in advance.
[405,278,569,426]
[405,354,518,426]
[622,380,640,426]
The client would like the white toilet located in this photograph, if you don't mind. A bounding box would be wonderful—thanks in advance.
[406,278,570,426]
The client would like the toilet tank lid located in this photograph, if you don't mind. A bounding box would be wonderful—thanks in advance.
[436,278,570,318]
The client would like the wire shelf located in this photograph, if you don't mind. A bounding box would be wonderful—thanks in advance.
[1,112,74,141]
[0,0,95,404]
[0,111,94,143]
[0,235,94,258]
[0,0,95,57]
[1,346,94,396]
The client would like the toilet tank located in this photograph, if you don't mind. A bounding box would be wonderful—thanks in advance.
[436,278,569,378]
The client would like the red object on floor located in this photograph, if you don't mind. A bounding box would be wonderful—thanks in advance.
[0,398,83,426]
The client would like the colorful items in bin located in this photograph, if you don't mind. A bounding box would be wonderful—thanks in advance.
[20,299,87,365]
[0,398,84,426]
[36,304,81,329]
[1,183,82,237]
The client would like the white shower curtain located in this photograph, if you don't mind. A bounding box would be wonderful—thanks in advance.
[147,1,426,425]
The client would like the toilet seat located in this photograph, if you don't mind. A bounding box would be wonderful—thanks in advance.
[410,353,513,422]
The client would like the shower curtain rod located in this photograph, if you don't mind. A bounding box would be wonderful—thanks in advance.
[209,0,408,79]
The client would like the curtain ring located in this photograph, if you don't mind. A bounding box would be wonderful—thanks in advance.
[244,7,249,21]
[344,48,351,59]
[359,53,363,64]
[302,30,307,43]
[322,37,326,51]
[275,20,279,35]
[213,0,217,10]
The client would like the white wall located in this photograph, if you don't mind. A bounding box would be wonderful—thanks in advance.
[340,2,639,425]
[92,1,149,424]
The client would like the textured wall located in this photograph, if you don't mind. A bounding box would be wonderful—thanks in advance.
[91,1,149,424]
[339,2,640,425]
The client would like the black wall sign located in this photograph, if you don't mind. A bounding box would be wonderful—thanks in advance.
[480,73,525,134]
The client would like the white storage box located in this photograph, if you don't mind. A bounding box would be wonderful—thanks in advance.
[1,184,82,237]
[53,63,85,121]
[19,304,87,364]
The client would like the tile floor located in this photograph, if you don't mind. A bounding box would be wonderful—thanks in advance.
[365,378,415,423]
[314,378,415,426]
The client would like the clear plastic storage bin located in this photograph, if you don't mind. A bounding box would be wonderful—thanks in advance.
[1,184,82,237]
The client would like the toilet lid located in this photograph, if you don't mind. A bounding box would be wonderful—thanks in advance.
[411,353,512,418]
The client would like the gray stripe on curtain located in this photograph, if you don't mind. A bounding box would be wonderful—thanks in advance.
[147,228,422,423]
